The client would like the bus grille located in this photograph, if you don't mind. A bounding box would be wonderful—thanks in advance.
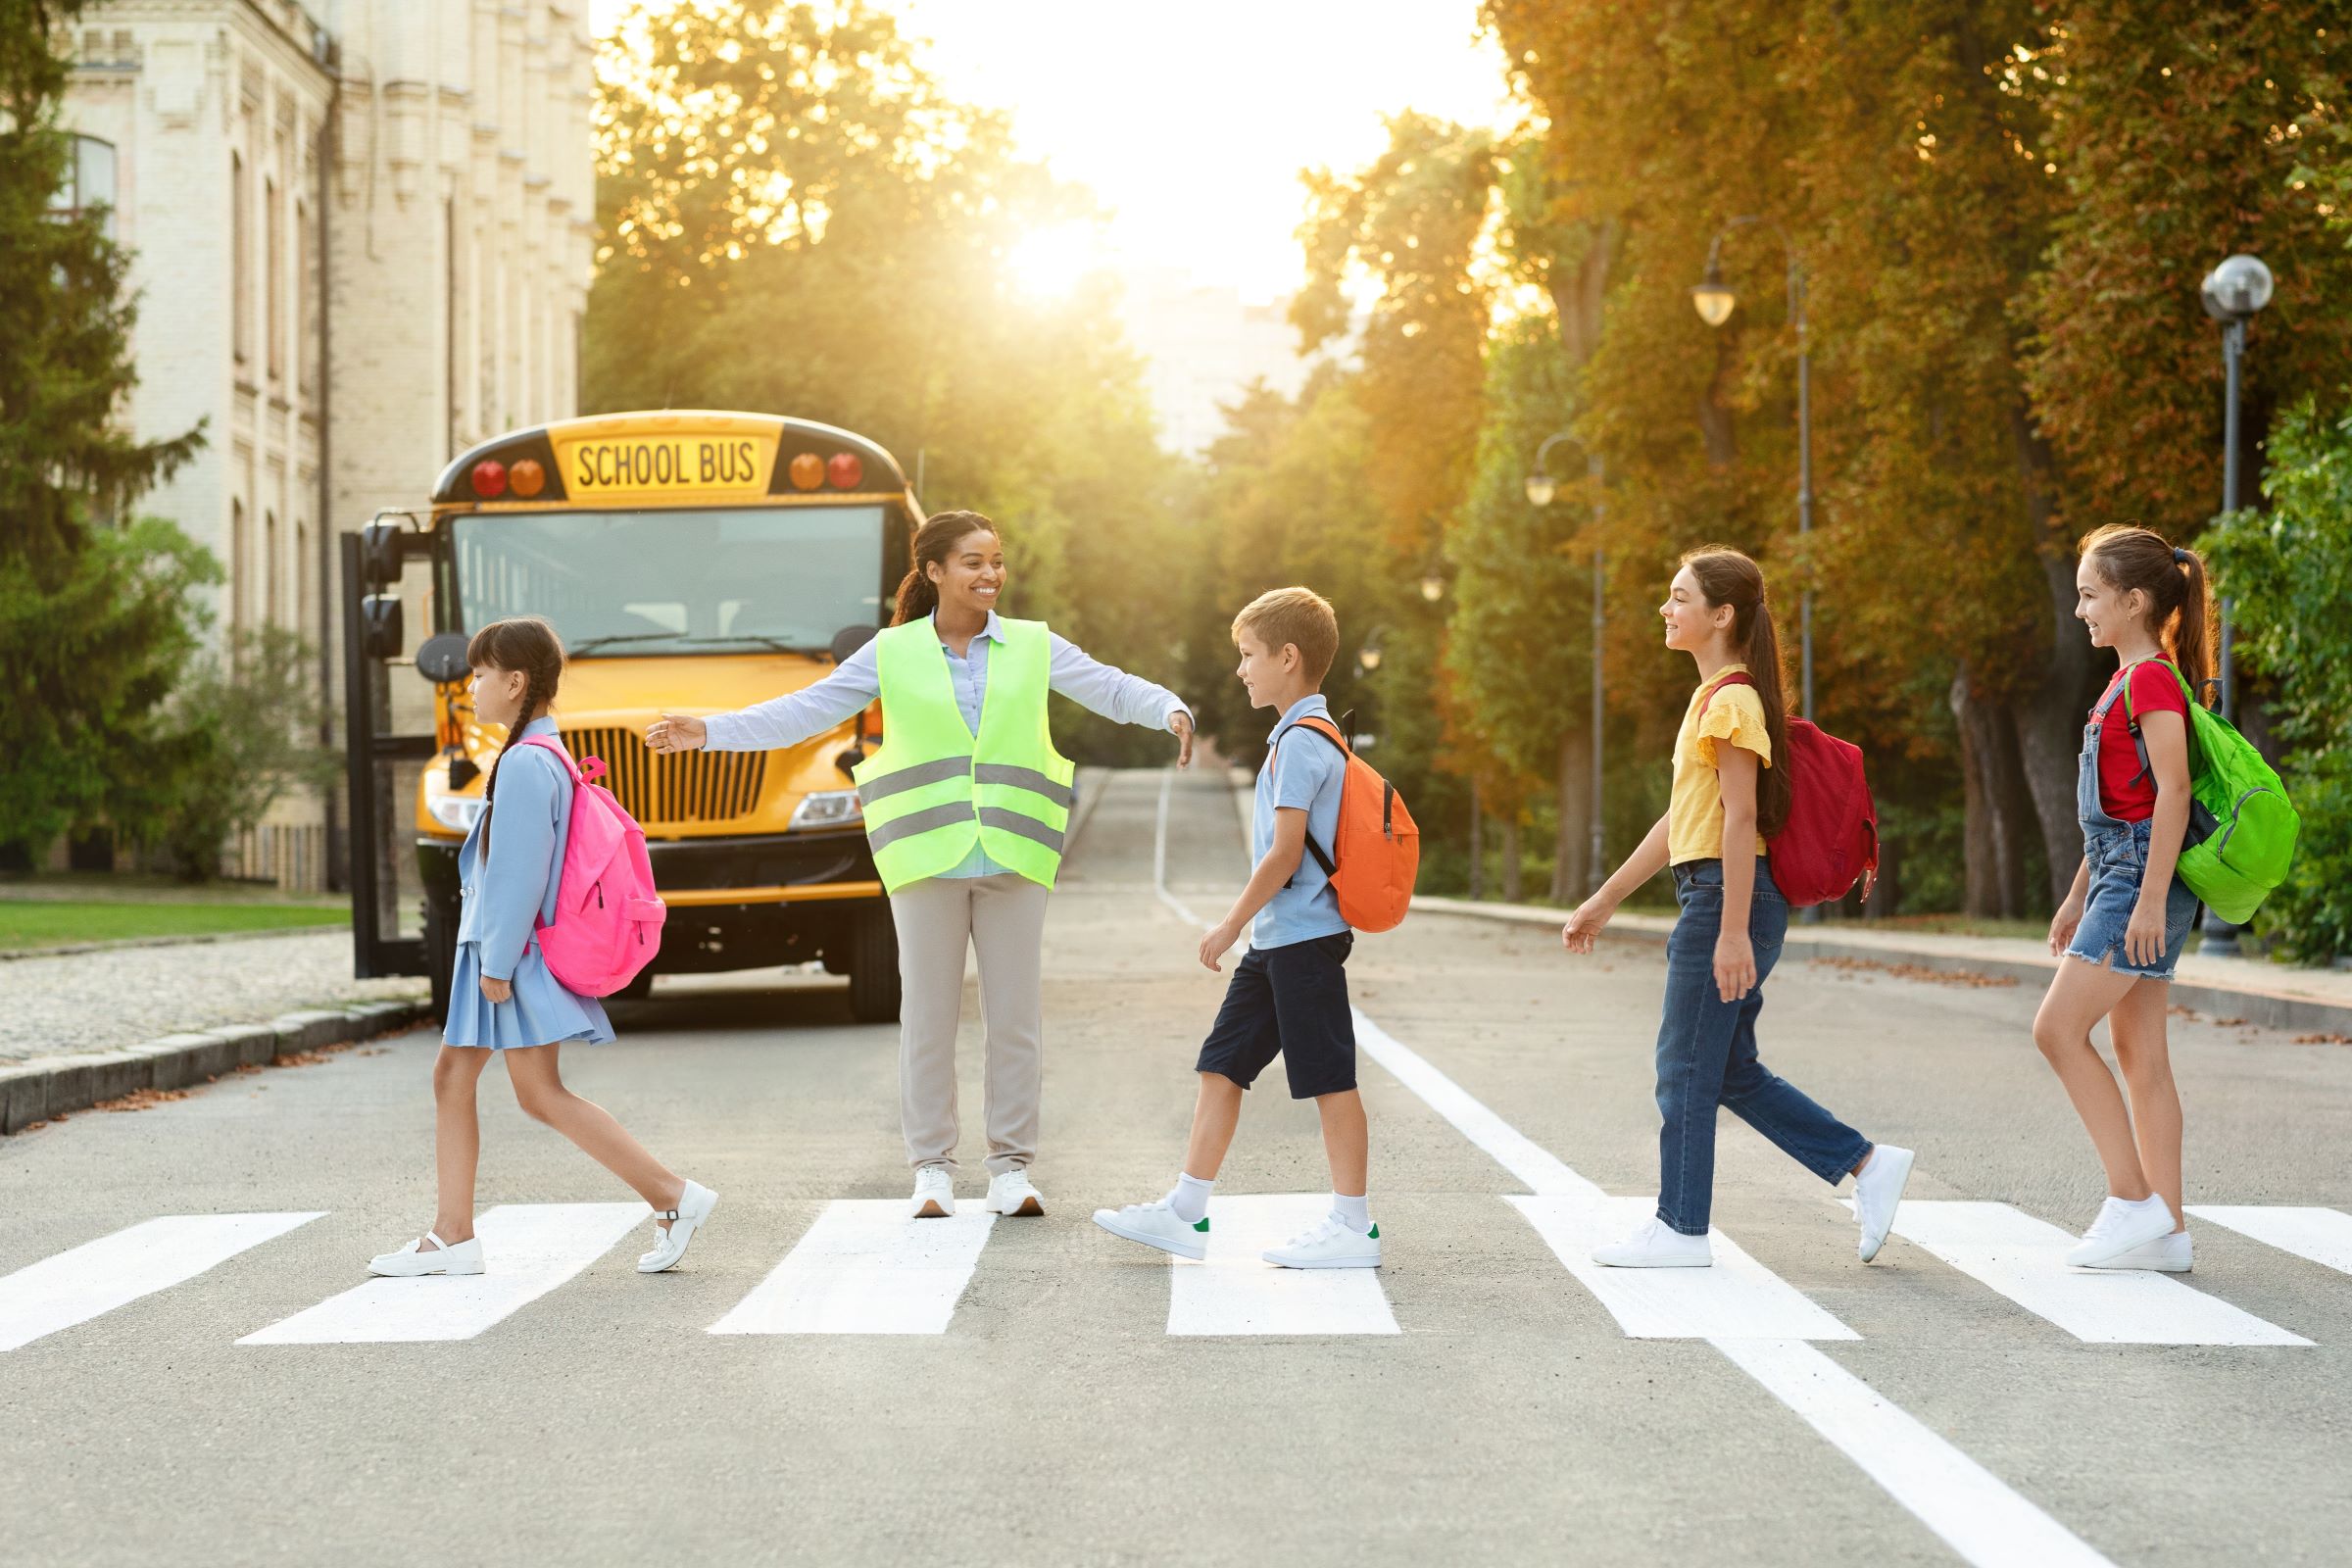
[559,728,766,826]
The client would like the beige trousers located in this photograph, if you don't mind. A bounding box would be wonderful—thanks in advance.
[889,872,1051,1174]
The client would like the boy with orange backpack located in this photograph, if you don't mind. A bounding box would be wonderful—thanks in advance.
[1095,587,1419,1269]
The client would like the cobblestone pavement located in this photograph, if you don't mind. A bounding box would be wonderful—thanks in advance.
[0,931,423,1064]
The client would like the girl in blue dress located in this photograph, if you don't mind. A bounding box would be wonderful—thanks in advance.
[368,616,716,1278]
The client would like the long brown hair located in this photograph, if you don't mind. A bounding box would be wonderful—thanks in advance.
[467,615,564,856]
[893,510,1000,625]
[2079,523,2215,706]
[1682,546,1795,838]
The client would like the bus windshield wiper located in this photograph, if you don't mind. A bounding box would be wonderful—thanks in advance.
[567,632,687,656]
[677,634,821,655]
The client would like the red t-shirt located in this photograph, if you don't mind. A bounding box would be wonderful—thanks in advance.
[2095,660,2189,821]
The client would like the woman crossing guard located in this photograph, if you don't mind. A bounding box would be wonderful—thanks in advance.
[1561,547,1915,1267]
[646,511,1194,1219]
[370,616,717,1279]
[2034,526,2212,1271]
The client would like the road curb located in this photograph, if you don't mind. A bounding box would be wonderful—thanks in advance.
[0,999,433,1136]
[1411,896,2352,1038]
[0,922,346,964]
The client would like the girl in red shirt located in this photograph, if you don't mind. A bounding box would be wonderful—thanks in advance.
[2036,524,2212,1272]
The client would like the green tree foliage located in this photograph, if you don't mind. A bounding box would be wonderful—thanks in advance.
[0,0,207,858]
[589,0,1187,760]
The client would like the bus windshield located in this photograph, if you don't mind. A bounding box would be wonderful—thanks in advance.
[452,505,886,655]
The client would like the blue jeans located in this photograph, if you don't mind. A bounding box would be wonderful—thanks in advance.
[1653,859,1871,1235]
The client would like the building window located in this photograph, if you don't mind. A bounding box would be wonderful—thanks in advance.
[266,175,282,380]
[230,500,248,626]
[295,519,310,633]
[295,198,312,394]
[48,134,117,241]
[231,152,248,367]
[265,510,279,624]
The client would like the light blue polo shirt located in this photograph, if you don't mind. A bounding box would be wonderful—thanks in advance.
[1250,694,1349,951]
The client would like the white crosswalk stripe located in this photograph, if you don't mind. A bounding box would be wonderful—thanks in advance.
[239,1203,645,1345]
[1511,1195,1856,1341]
[1857,1200,2311,1347]
[0,1212,322,1352]
[2186,1205,2352,1279]
[1165,1194,1399,1337]
[709,1198,996,1336]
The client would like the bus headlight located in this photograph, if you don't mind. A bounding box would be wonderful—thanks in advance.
[789,789,862,831]
[425,788,488,834]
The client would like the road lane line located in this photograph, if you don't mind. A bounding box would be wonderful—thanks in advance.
[1152,768,1212,928]
[0,1212,323,1352]
[1715,1337,2118,1568]
[239,1203,643,1345]
[1166,1194,1401,1337]
[1512,1195,1855,1340]
[2186,1205,2352,1279]
[1855,1200,2309,1347]
[709,1199,995,1336]
[1150,770,2114,1564]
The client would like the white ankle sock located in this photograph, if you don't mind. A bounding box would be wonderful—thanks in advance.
[1169,1173,1214,1224]
[1332,1193,1371,1232]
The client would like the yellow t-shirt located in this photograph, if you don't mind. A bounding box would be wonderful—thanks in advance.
[1667,664,1775,865]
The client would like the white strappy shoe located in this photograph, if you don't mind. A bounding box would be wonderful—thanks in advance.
[368,1232,484,1277]
[637,1180,718,1273]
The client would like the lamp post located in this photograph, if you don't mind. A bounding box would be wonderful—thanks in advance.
[1528,432,1606,894]
[2195,252,2273,960]
[1691,215,1814,721]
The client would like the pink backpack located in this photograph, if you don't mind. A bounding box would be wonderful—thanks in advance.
[514,736,665,996]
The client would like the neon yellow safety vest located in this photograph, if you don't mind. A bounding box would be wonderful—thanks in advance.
[850,616,1078,893]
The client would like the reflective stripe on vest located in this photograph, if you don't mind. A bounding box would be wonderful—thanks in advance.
[848,616,1076,893]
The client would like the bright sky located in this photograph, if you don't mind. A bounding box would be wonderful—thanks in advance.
[589,1,1516,306]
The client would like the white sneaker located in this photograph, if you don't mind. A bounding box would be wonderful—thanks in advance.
[1853,1144,1915,1262]
[909,1166,956,1219]
[2066,1194,2179,1267]
[1093,1200,1209,1260]
[368,1231,484,1277]
[2083,1228,2192,1273]
[1592,1217,1712,1268]
[984,1168,1045,1217]
[1262,1214,1381,1269]
[637,1179,718,1273]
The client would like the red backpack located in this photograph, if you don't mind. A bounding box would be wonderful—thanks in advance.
[1282,715,1420,933]
[1701,674,1878,907]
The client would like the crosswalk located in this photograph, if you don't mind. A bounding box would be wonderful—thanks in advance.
[3,1192,2343,1354]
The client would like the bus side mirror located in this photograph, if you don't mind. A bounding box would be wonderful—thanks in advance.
[361,595,404,660]
[830,623,877,664]
[360,521,407,588]
[416,632,470,685]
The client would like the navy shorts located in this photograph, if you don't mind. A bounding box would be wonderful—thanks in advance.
[1195,933,1356,1100]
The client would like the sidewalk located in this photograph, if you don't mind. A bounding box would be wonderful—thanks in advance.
[1413,895,2352,1037]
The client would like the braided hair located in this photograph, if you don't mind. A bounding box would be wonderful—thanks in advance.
[466,615,564,857]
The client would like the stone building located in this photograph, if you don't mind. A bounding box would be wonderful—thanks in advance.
[61,0,595,891]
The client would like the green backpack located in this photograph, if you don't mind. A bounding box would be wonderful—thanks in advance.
[2121,659,2300,924]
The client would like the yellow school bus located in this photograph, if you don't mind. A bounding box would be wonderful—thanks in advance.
[342,411,915,1021]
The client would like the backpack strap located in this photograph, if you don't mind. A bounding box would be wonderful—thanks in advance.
[1696,670,1756,716]
[2113,657,2200,790]
[514,733,607,788]
[1274,714,1348,880]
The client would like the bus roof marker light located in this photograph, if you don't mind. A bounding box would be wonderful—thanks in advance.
[827,452,863,489]
[471,460,508,499]
[509,459,546,499]
[788,453,825,491]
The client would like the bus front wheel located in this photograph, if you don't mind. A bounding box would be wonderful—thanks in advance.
[848,903,902,1024]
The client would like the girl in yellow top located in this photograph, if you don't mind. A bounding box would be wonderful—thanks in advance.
[1561,547,1914,1268]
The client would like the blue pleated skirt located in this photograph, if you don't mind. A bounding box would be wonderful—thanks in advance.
[444,941,614,1050]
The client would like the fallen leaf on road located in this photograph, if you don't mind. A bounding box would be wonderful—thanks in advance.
[1809,956,2019,989]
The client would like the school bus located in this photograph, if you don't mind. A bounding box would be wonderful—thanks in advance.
[341,411,915,1022]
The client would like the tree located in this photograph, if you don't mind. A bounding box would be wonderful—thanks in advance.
[0,0,207,858]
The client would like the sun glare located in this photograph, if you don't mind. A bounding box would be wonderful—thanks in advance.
[1006,221,1109,299]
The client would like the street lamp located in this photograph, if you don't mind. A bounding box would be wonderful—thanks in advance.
[1356,630,1384,674]
[1527,431,1607,895]
[2196,252,2273,960]
[1420,567,1446,604]
[1691,215,1815,721]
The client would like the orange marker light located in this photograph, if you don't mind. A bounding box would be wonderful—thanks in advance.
[471,460,508,498]
[788,453,825,491]
[827,452,863,489]
[509,459,546,498]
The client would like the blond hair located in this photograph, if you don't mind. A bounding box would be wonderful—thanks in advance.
[1231,586,1339,685]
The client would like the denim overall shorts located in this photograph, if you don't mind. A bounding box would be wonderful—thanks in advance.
[2066,673,2200,981]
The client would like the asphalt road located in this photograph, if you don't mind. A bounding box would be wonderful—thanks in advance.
[3,767,2348,1567]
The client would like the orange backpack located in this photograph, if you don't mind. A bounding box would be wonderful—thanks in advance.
[1282,715,1420,933]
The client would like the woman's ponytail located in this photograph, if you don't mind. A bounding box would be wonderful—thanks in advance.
[1681,546,1795,838]
[2170,546,2214,704]
[892,510,1000,626]
[2079,525,2216,707]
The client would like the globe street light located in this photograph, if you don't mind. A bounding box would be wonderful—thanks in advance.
[1527,431,1607,895]
[1420,568,1446,604]
[1691,215,1815,720]
[2196,252,2273,960]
